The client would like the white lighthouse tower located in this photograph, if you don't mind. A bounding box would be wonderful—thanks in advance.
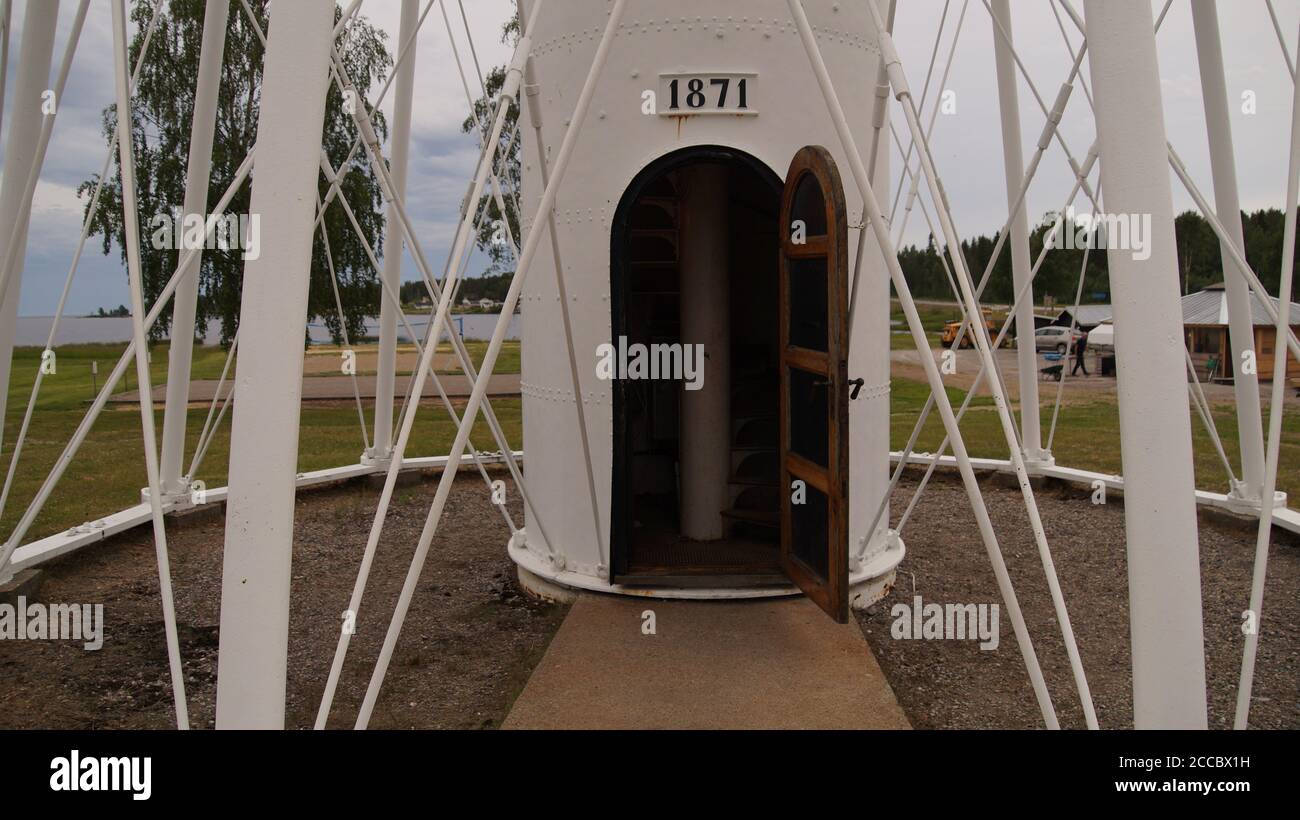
[508,0,902,620]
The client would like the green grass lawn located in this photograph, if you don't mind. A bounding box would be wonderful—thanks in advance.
[889,298,965,350]
[890,329,943,350]
[889,389,1300,504]
[889,375,994,415]
[891,298,961,333]
[1,342,520,544]
[5,342,235,412]
[435,339,521,375]
[2,340,1296,549]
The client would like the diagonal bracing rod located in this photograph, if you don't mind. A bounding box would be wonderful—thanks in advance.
[323,51,552,544]
[1234,17,1300,730]
[897,174,1104,535]
[352,0,627,730]
[887,0,964,229]
[863,48,1091,557]
[109,0,189,729]
[787,0,1062,729]
[447,0,605,564]
[980,0,1102,216]
[892,161,1099,535]
[323,55,558,545]
[316,198,373,452]
[315,0,557,729]
[0,149,256,580]
[0,0,84,466]
[864,0,1097,728]
[314,181,519,534]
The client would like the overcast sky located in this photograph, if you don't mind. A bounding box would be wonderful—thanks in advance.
[2,0,1297,316]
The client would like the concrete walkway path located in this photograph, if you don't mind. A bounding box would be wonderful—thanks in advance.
[503,594,910,730]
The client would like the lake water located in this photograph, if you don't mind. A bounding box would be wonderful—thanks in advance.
[13,312,521,347]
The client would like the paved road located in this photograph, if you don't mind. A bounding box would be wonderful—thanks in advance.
[108,373,522,404]
[891,345,1117,402]
[890,344,1300,407]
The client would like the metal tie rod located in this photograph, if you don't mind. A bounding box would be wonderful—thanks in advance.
[352,0,627,730]
[788,0,1063,729]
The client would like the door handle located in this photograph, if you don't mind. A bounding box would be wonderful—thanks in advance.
[848,378,865,400]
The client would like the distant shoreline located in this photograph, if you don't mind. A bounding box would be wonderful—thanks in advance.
[13,312,521,346]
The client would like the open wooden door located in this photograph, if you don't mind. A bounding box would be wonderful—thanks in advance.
[778,146,850,622]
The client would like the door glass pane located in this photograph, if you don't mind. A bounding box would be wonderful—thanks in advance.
[788,366,829,467]
[790,481,829,579]
[788,257,828,351]
[790,173,827,235]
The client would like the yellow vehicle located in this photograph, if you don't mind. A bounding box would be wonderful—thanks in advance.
[940,310,1011,349]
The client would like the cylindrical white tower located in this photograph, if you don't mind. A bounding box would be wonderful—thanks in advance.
[511,0,901,609]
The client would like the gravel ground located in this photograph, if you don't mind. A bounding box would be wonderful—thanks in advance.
[3,465,1293,730]
[856,470,1300,729]
[0,470,567,729]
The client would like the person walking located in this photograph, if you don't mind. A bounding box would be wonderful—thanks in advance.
[1071,330,1089,376]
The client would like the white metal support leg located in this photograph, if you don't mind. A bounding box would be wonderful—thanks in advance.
[1083,0,1208,729]
[989,0,1045,464]
[0,0,59,457]
[214,1,336,730]
[159,0,229,500]
[370,0,419,466]
[1190,0,1267,505]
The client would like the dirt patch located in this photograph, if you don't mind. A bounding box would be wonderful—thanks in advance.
[856,471,1300,729]
[0,472,568,729]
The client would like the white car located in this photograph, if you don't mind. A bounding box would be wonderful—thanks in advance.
[1034,326,1084,354]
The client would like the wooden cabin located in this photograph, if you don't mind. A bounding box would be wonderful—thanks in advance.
[1182,283,1300,383]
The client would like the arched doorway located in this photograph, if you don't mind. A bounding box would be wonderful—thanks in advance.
[610,146,785,586]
